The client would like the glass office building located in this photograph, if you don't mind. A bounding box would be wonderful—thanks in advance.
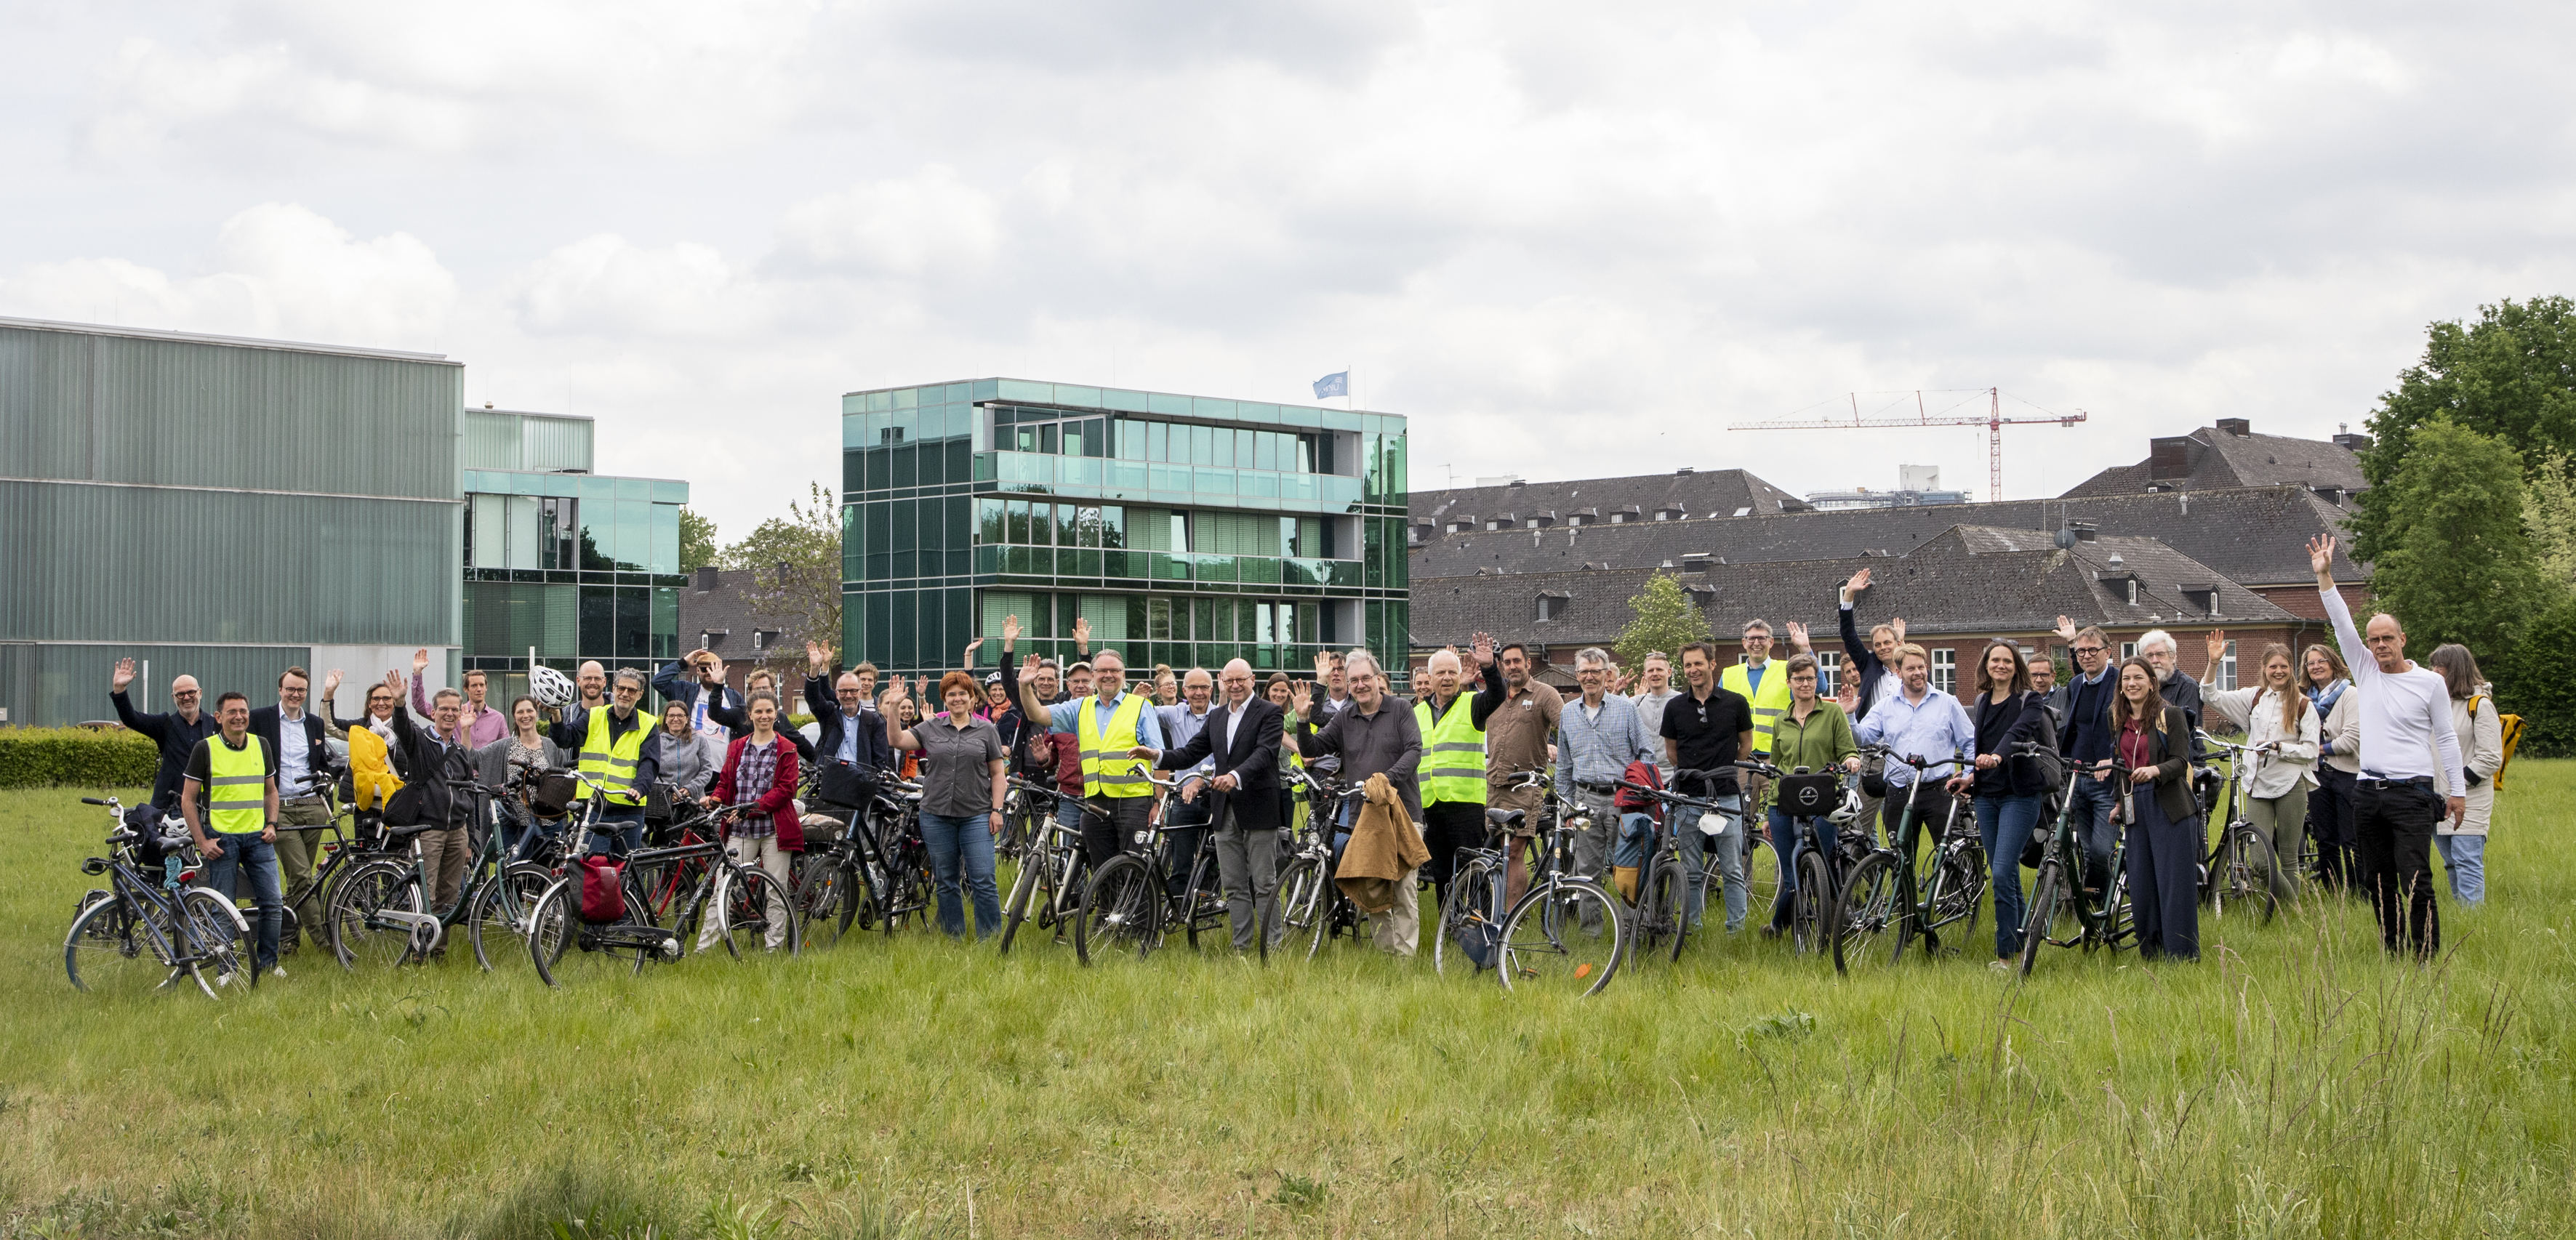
[842,379,1408,683]
[461,408,689,701]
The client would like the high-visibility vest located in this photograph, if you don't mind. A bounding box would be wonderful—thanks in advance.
[578,707,648,806]
[1075,692,1153,799]
[204,735,270,834]
[1722,660,1794,755]
[1414,692,1487,807]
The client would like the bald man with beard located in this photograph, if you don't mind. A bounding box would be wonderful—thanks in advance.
[111,656,224,809]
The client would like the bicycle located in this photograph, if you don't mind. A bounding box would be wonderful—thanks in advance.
[525,789,802,985]
[1432,768,1551,978]
[1608,773,1727,965]
[65,796,255,997]
[2196,733,2280,925]
[996,776,1104,954]
[1075,770,1235,964]
[1831,747,1983,975]
[1496,773,1624,995]
[1657,765,1769,957]
[2016,750,2137,976]
[322,781,555,973]
[1725,757,1870,958]
[1272,768,1373,961]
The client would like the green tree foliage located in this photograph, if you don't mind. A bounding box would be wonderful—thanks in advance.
[2522,450,2576,593]
[1616,573,1712,674]
[2365,418,2542,659]
[721,483,843,673]
[2355,295,2576,562]
[678,507,720,572]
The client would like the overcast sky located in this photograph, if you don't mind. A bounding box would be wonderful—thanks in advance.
[5,1,2571,535]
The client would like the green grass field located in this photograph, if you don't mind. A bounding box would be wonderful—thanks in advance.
[3,768,2570,1239]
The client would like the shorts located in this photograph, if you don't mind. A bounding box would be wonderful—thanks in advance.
[1486,779,1544,837]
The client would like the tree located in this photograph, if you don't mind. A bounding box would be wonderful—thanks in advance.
[721,483,843,677]
[678,507,720,572]
[1615,572,1712,675]
[2364,417,2543,660]
[2355,295,2576,563]
[2521,449,2576,593]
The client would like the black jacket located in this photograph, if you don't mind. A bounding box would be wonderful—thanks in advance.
[2116,705,2199,824]
[113,691,224,808]
[390,704,483,830]
[706,693,816,762]
[1838,605,1893,721]
[1970,690,2054,797]
[803,675,895,777]
[248,706,333,798]
[1155,696,1286,831]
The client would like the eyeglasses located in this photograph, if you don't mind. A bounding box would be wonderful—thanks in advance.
[2073,646,2106,656]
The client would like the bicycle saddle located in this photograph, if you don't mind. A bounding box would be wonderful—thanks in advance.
[1485,808,1525,830]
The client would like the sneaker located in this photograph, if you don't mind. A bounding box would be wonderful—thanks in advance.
[270,965,289,980]
[1989,959,2013,974]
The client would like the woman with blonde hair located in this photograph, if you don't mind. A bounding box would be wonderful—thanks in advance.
[2203,632,2320,906]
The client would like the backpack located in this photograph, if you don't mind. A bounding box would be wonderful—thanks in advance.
[579,855,628,923]
[1611,760,1664,818]
[2468,697,2525,790]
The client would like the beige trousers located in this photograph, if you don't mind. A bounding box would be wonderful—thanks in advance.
[697,835,793,952]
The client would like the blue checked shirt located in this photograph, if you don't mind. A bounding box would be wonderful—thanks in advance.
[1850,685,1975,789]
[1556,693,1656,792]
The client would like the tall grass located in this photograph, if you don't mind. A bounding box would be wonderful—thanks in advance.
[3,768,2570,1239]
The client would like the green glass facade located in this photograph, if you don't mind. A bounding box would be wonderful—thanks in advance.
[843,379,1408,683]
[459,411,689,700]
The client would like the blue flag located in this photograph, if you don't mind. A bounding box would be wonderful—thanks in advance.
[1312,371,1349,399]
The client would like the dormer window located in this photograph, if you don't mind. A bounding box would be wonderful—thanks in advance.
[1448,517,1475,534]
[1536,591,1570,621]
[2183,586,2220,617]
[1485,518,1506,532]
[1656,506,1686,522]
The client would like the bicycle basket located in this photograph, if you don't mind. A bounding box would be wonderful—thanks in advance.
[813,761,873,810]
[528,775,579,819]
[1775,773,1839,818]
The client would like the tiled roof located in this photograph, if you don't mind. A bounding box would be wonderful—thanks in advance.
[2061,425,2367,499]
[1407,483,2362,587]
[675,569,774,660]
[1407,525,2294,651]
[1411,467,1810,536]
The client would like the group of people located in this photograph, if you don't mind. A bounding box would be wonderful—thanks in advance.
[103,535,2505,981]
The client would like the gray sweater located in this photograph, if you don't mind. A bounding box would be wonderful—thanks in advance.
[473,735,569,794]
[1294,694,1424,821]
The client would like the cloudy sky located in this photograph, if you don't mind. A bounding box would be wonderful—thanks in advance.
[5,1,2570,535]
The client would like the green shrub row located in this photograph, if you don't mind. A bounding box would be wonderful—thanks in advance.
[0,727,161,789]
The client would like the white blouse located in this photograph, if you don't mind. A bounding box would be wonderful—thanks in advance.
[2202,685,2321,799]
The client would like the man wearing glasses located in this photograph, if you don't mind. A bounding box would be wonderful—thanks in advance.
[2050,617,2122,897]
[110,656,223,810]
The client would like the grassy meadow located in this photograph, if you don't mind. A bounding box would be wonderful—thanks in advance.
[1,766,2571,1239]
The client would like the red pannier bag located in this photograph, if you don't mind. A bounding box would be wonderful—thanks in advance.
[579,855,627,923]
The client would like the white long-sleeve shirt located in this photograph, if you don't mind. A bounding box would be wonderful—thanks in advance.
[2202,686,2319,798]
[2322,587,2465,796]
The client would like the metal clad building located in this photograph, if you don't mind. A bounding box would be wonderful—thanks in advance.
[0,317,462,725]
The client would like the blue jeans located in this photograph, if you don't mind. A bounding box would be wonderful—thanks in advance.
[1669,797,1745,931]
[2436,834,2486,906]
[919,811,1003,938]
[1767,810,1837,930]
[202,832,283,972]
[499,802,563,863]
[2066,774,2119,892]
[587,805,644,857]
[1975,792,2044,959]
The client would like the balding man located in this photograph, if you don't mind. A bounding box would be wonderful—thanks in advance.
[1415,640,1505,909]
[2313,536,2464,959]
[566,660,609,731]
[1022,645,1165,870]
[1155,668,1219,897]
[1134,659,1287,951]
[111,657,222,809]
[804,641,895,790]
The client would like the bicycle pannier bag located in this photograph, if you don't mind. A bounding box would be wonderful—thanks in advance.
[1611,760,1664,816]
[1775,773,1839,818]
[579,855,627,923]
[814,761,873,810]
[1453,916,1498,969]
[2018,696,2066,792]
[380,781,425,829]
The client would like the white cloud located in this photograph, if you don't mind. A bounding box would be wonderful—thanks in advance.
[512,235,774,340]
[773,167,1003,278]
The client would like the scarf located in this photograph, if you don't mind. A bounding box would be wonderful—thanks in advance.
[2306,678,2350,718]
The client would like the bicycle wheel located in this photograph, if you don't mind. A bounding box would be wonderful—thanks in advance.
[1633,858,1688,962]
[794,853,858,951]
[1498,881,1622,995]
[718,866,802,959]
[1274,856,1326,948]
[180,887,256,990]
[528,878,662,986]
[66,893,190,999]
[1075,855,1161,965]
[324,860,424,971]
[1832,853,1906,978]
[2098,863,2137,952]
[1791,850,1832,955]
[1927,843,1985,955]
[1741,832,1779,923]
[2212,826,2278,925]
[1181,852,1228,951]
[468,862,553,974]
[1434,858,1494,977]
[2018,862,2063,977]
[997,845,1048,954]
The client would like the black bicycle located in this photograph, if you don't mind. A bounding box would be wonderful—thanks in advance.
[2017,752,2137,976]
[1074,770,1235,964]
[996,776,1103,954]
[65,796,255,997]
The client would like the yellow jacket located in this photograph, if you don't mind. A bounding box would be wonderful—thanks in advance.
[348,725,404,810]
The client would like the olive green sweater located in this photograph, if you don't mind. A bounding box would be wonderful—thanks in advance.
[1768,701,1858,784]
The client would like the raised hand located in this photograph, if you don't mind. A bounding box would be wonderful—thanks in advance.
[1312,650,1334,680]
[2204,629,2228,665]
[111,657,137,692]
[1784,621,1811,653]
[383,669,406,695]
[2054,615,2079,644]
[963,637,985,667]
[1470,631,1495,667]
[806,640,830,675]
[1071,616,1091,652]
[1000,613,1021,648]
[1836,682,1861,714]
[878,679,909,714]
[2308,535,2337,580]
[1287,679,1313,719]
[1844,568,1872,597]
[322,669,343,697]
[413,648,430,675]
[1890,616,1907,642]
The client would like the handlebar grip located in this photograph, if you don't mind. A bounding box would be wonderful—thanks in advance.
[83,797,109,806]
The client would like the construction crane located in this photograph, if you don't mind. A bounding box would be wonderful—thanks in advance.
[1727,387,2086,502]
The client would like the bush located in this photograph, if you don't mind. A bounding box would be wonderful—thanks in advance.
[2495,594,2576,758]
[0,726,160,789]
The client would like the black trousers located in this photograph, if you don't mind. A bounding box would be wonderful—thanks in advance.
[2126,786,2202,962]
[2354,781,2441,959]
[1082,794,1153,872]
[2308,767,2359,893]
[1420,800,1489,899]
[1161,794,1211,896]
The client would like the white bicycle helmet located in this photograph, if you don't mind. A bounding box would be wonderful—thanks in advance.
[528,664,577,710]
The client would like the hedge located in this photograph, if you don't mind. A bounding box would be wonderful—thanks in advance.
[0,727,161,789]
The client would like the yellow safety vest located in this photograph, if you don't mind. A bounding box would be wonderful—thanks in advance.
[204,735,270,834]
[1414,692,1487,807]
[1075,692,1153,799]
[1722,661,1794,755]
[578,707,648,806]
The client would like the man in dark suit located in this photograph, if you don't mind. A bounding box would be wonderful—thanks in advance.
[1133,657,1285,952]
[249,665,336,948]
[108,656,220,809]
[803,641,894,781]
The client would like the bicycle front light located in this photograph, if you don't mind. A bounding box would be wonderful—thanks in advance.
[1132,830,1152,845]
[80,857,108,875]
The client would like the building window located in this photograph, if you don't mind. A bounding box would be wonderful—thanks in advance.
[2120,641,2139,661]
[1930,648,1956,694]
[1536,594,1565,621]
[2218,640,2238,691]
[1817,651,1842,696]
[1611,512,1632,524]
